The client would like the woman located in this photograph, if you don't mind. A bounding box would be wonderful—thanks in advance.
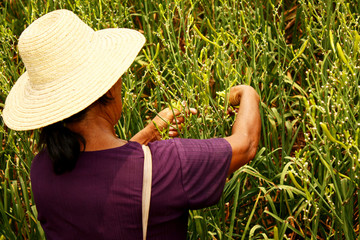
[3,9,261,240]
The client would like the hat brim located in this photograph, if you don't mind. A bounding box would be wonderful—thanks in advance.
[3,28,145,130]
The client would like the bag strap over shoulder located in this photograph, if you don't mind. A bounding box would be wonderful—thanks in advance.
[142,145,152,240]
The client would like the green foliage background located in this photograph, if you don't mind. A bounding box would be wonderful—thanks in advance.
[1,0,360,239]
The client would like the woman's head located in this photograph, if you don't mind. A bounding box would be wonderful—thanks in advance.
[3,9,145,131]
[3,9,145,174]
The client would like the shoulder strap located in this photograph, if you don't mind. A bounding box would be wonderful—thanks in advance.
[142,145,152,240]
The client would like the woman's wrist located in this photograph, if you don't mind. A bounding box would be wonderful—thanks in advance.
[130,123,160,145]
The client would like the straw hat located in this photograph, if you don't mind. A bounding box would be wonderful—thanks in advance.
[2,9,145,131]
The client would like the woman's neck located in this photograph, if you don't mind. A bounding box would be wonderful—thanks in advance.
[66,108,126,151]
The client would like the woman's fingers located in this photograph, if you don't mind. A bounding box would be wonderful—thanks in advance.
[169,130,179,137]
[186,107,198,115]
[172,103,197,116]
[173,116,184,124]
[169,123,183,137]
[227,107,239,115]
[169,124,182,131]
[169,120,184,137]
[170,106,197,125]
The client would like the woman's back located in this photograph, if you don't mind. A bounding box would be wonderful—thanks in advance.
[31,138,231,239]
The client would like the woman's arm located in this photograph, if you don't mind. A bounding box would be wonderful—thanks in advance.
[131,85,261,172]
[224,85,261,174]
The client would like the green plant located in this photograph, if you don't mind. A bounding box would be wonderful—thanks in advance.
[1,0,360,239]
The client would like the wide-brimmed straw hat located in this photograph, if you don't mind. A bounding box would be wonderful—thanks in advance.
[2,9,145,131]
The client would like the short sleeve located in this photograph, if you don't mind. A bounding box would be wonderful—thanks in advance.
[174,138,232,209]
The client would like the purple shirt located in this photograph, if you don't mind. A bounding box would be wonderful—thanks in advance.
[31,138,232,239]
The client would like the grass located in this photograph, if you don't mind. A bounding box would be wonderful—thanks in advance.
[1,0,360,239]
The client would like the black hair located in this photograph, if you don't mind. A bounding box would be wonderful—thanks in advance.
[38,93,113,175]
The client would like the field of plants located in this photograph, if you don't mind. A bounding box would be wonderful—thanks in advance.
[1,0,360,239]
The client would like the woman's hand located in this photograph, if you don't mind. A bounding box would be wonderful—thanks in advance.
[151,107,195,138]
[130,106,197,145]
[228,85,260,106]
[151,106,197,139]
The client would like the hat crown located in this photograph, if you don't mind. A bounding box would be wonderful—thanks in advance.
[18,10,94,89]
